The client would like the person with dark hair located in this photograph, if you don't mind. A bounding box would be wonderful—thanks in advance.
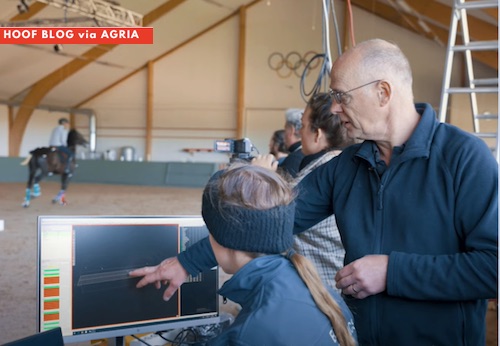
[49,118,73,174]
[291,92,354,288]
[279,108,304,177]
[132,164,357,345]
[268,129,288,165]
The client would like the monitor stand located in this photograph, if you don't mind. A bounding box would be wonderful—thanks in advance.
[107,336,124,346]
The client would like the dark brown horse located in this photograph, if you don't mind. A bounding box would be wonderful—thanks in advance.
[22,129,88,207]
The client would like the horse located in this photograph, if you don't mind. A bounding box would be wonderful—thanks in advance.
[21,129,89,207]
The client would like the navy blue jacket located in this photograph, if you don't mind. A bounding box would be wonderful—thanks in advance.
[208,255,357,346]
[278,141,304,178]
[179,103,498,345]
[294,103,498,345]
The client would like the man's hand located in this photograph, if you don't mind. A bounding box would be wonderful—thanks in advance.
[251,154,278,171]
[335,254,389,299]
[129,257,189,301]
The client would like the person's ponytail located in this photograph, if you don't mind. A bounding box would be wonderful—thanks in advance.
[289,252,356,346]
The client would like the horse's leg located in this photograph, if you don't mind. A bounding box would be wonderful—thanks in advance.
[53,173,69,205]
[22,158,37,207]
[32,183,41,197]
[22,179,32,207]
[31,170,42,198]
[52,189,66,205]
[32,159,50,202]
[22,187,31,208]
[32,170,44,197]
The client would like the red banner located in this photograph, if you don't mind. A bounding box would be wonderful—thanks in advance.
[0,27,153,44]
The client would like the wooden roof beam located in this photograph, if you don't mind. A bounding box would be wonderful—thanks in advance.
[74,0,262,109]
[349,0,497,70]
[8,0,187,156]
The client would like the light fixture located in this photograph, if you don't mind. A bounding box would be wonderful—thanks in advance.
[11,0,143,27]
[54,44,63,52]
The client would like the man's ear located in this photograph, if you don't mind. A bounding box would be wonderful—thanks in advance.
[378,80,391,106]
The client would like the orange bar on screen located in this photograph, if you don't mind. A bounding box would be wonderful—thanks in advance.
[43,313,60,321]
[44,277,60,285]
[44,301,60,310]
[44,288,60,297]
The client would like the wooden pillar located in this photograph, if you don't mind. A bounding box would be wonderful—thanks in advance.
[146,61,154,161]
[8,105,13,129]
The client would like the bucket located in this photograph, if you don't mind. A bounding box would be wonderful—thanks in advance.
[103,149,117,161]
[121,146,135,161]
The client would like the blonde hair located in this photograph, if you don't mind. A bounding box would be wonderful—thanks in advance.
[218,163,355,346]
[290,253,356,346]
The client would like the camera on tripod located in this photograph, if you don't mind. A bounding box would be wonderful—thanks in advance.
[214,138,257,161]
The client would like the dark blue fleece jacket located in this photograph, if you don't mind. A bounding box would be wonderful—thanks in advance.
[293,103,498,345]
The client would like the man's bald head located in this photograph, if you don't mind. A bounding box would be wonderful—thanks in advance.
[332,39,413,97]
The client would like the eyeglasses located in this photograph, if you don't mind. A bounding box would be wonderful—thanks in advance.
[329,80,381,105]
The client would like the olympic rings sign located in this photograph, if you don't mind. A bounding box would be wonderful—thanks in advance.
[267,51,320,78]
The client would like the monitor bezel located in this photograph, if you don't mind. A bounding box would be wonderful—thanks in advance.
[36,215,220,344]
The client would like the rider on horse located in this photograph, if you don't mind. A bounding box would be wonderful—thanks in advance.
[49,118,73,174]
[22,128,88,207]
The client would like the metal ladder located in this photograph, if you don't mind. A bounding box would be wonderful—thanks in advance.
[438,0,499,162]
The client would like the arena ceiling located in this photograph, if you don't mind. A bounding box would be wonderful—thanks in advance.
[1,0,498,155]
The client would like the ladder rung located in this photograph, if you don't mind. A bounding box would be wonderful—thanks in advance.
[446,87,499,93]
[475,113,498,120]
[455,0,499,10]
[452,41,499,51]
[473,133,497,138]
[471,78,498,86]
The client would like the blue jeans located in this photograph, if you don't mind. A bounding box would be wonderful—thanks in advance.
[56,146,73,173]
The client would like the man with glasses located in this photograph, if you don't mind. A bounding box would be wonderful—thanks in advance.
[296,38,497,345]
[130,39,497,345]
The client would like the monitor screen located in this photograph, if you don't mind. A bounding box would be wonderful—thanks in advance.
[37,215,219,343]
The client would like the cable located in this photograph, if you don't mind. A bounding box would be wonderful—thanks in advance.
[156,328,201,346]
[130,334,154,346]
[329,0,342,57]
[300,0,342,102]
[322,0,332,73]
[154,322,225,346]
[299,53,327,102]
[298,0,356,102]
[251,144,260,156]
[346,0,356,47]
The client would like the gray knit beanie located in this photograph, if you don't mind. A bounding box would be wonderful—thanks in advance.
[201,172,295,254]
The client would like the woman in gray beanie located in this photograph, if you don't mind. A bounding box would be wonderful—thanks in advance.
[201,164,357,346]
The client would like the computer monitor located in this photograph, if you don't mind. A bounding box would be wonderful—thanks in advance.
[37,215,219,344]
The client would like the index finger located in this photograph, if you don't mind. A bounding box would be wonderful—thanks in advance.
[129,266,156,277]
[135,271,164,288]
[334,262,355,282]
